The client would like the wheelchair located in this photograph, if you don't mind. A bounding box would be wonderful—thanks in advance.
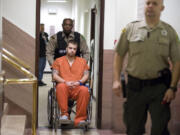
[47,41,95,131]
[47,78,93,131]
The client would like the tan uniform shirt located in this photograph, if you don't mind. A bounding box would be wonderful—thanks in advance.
[46,31,89,66]
[116,20,180,79]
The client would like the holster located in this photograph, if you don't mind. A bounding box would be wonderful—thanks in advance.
[126,68,171,93]
[158,68,172,88]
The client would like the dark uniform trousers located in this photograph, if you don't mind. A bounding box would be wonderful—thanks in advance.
[124,75,170,135]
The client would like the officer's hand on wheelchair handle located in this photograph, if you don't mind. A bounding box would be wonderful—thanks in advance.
[112,80,122,97]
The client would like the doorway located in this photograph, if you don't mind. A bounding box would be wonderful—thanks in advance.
[36,0,105,129]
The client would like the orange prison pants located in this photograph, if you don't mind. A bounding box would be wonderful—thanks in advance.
[56,83,90,126]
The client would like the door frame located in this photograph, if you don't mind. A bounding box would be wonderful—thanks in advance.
[35,0,40,127]
[35,0,105,129]
[97,0,105,128]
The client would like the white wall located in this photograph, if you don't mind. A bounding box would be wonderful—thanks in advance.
[104,0,137,49]
[2,0,36,38]
[115,0,137,42]
[103,0,116,50]
[40,0,72,36]
[72,0,90,33]
[72,0,82,33]
[161,0,180,36]
[73,0,100,47]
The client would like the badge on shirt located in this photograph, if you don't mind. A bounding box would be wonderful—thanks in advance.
[161,29,167,36]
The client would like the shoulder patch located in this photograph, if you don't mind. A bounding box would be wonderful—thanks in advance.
[122,28,126,33]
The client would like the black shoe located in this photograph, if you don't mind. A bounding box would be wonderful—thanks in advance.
[38,81,47,86]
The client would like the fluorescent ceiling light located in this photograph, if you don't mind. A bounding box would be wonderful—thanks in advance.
[47,0,68,2]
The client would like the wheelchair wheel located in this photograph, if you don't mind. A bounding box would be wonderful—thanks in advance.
[54,98,60,130]
[85,125,89,131]
[47,88,53,127]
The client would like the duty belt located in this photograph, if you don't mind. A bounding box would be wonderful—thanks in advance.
[128,75,163,86]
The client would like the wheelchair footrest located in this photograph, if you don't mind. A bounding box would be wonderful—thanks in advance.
[59,119,73,124]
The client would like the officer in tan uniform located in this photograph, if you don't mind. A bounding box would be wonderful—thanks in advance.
[113,0,180,135]
[46,18,89,66]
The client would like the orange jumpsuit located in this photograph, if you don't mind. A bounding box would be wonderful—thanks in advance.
[52,56,90,126]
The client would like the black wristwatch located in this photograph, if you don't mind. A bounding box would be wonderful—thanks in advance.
[169,86,177,92]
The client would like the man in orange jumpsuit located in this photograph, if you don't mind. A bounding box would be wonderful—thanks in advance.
[52,40,90,127]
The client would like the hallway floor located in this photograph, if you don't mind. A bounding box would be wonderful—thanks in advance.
[24,128,126,135]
